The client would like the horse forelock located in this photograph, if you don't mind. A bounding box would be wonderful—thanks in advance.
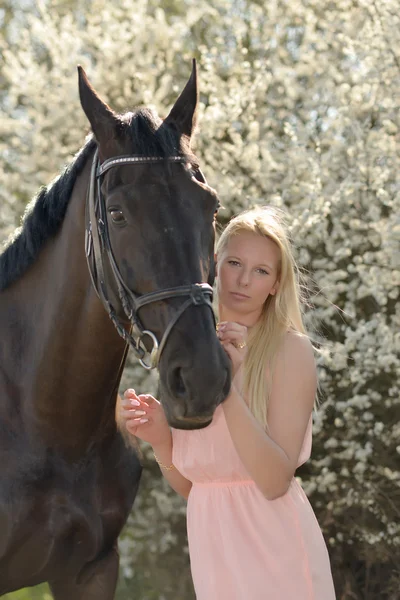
[123,108,199,167]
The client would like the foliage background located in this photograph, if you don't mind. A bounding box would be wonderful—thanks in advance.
[1,0,399,598]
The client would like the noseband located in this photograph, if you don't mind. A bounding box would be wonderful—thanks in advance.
[85,149,215,370]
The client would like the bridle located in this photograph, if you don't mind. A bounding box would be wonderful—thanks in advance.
[85,149,216,370]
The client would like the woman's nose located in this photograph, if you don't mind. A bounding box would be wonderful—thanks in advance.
[238,269,251,287]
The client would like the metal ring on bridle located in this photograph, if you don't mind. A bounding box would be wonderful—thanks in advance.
[137,330,159,370]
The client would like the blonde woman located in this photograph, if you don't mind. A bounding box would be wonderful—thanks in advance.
[119,207,336,599]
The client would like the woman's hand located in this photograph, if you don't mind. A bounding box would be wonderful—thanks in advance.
[217,321,248,376]
[119,389,171,448]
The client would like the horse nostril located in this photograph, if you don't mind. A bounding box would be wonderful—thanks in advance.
[170,366,187,399]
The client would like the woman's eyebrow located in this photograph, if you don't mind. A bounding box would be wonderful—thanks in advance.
[258,263,274,270]
[227,256,274,271]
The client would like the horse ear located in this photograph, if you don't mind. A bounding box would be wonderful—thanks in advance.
[164,59,198,140]
[77,65,120,147]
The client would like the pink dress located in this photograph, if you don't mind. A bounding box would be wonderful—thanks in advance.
[171,404,336,600]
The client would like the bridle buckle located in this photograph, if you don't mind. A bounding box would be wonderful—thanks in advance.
[191,284,209,306]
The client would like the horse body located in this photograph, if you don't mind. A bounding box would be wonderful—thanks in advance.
[0,432,139,597]
[0,63,231,597]
[0,151,141,597]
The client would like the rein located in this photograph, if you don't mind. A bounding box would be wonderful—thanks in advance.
[85,149,215,370]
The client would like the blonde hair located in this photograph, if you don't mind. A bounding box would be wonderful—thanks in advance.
[216,206,310,428]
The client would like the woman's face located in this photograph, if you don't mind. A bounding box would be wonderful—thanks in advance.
[216,231,281,325]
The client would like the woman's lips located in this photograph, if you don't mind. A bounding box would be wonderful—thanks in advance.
[230,291,250,299]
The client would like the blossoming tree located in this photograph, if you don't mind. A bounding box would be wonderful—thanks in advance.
[1,1,399,598]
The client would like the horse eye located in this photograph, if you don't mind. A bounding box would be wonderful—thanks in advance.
[109,209,126,224]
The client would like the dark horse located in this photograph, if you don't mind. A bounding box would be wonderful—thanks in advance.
[0,61,231,598]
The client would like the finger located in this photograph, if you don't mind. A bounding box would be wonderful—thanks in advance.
[126,419,138,435]
[218,322,247,334]
[128,416,151,424]
[124,388,137,397]
[124,388,141,402]
[138,394,160,408]
[121,408,148,419]
[224,324,243,333]
[221,342,235,362]
[121,397,141,409]
[219,330,242,340]
[222,344,243,373]
[218,331,247,348]
[223,326,247,339]
[221,339,236,352]
[121,407,135,417]
[126,416,150,431]
[223,340,245,361]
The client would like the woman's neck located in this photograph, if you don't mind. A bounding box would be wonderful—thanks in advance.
[218,305,261,329]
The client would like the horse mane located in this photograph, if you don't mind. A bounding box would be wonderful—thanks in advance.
[0,136,96,292]
[0,108,197,292]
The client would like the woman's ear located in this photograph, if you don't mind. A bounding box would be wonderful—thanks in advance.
[270,279,280,295]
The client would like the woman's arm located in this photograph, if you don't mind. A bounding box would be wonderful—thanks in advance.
[117,391,192,500]
[222,332,317,500]
[152,435,193,500]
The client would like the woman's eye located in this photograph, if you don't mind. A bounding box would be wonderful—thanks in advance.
[257,268,269,275]
[109,209,126,224]
[228,260,240,266]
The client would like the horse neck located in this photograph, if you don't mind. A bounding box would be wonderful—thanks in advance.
[0,155,127,456]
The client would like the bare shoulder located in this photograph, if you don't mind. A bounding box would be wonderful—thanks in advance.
[267,331,317,472]
[271,330,317,398]
[278,330,315,365]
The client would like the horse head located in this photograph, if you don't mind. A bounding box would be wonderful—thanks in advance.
[78,62,231,429]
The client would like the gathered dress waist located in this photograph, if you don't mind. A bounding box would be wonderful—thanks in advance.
[192,479,257,488]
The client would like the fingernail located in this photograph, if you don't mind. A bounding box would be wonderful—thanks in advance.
[139,418,148,424]
[135,410,146,416]
[131,399,140,406]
